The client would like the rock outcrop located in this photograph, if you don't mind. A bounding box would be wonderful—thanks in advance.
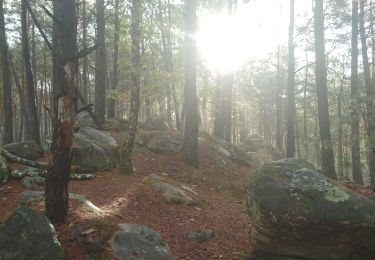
[247,158,375,260]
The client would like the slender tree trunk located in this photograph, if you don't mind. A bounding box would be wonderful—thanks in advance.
[337,76,345,180]
[286,0,296,158]
[351,0,363,184]
[183,0,199,166]
[95,0,107,124]
[0,0,13,144]
[45,0,77,224]
[276,44,283,151]
[107,0,119,118]
[313,0,336,179]
[82,0,89,102]
[303,47,309,161]
[21,0,40,144]
[119,0,142,175]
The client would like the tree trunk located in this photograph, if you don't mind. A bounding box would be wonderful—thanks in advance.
[82,0,89,102]
[286,0,295,158]
[314,0,337,179]
[95,0,107,124]
[0,0,13,144]
[351,0,363,184]
[371,0,375,187]
[183,0,199,166]
[360,0,375,186]
[107,0,120,118]
[21,0,40,144]
[119,0,142,175]
[45,0,77,224]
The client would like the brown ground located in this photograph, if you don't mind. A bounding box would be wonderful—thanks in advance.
[0,138,254,260]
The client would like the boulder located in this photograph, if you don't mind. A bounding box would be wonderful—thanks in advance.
[21,176,45,189]
[244,134,282,161]
[144,174,198,205]
[0,207,65,260]
[72,127,118,173]
[147,133,180,154]
[3,140,44,160]
[247,158,375,260]
[110,224,172,260]
[187,229,215,242]
[136,130,181,154]
[0,155,9,185]
[74,111,96,130]
[140,117,170,131]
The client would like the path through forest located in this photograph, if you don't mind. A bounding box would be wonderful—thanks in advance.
[0,139,253,259]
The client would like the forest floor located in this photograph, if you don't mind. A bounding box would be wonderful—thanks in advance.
[0,138,254,260]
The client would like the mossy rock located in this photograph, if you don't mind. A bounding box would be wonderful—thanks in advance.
[0,155,9,185]
[3,140,44,160]
[247,158,375,260]
[72,127,118,173]
[0,207,66,259]
[110,224,172,260]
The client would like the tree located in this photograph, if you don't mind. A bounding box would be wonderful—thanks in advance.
[350,0,363,184]
[286,0,295,158]
[183,0,199,166]
[107,0,120,118]
[21,0,40,144]
[45,0,78,224]
[119,0,142,175]
[95,0,107,124]
[314,0,337,179]
[0,0,13,144]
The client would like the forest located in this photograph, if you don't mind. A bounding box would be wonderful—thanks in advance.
[2,0,375,259]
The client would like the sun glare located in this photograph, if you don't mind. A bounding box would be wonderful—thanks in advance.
[197,1,286,73]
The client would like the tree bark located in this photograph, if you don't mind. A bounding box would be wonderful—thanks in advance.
[351,0,363,184]
[286,0,296,158]
[313,0,337,179]
[95,0,107,125]
[45,0,77,224]
[0,0,13,144]
[21,0,40,144]
[183,0,199,166]
[119,0,142,175]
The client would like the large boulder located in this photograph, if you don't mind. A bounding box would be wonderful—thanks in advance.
[72,127,118,173]
[110,224,172,260]
[0,155,9,184]
[0,207,65,260]
[247,158,375,260]
[3,140,44,160]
